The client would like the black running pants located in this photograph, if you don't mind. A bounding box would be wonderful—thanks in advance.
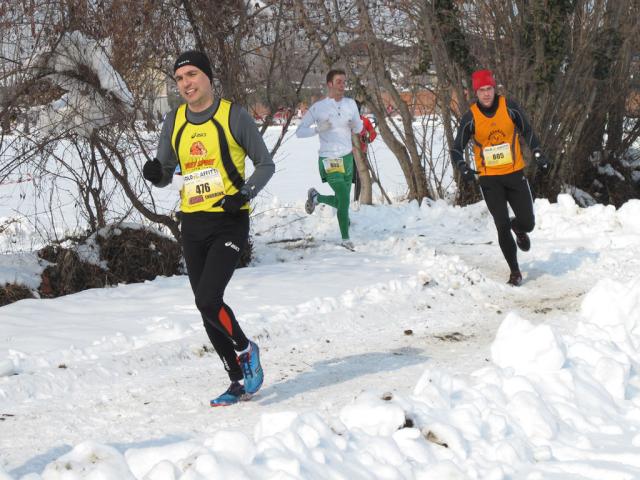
[479,170,535,273]
[181,211,250,382]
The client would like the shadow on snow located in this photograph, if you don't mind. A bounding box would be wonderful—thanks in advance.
[257,347,429,405]
[524,249,600,280]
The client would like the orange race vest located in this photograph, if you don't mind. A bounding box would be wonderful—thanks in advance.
[470,96,525,176]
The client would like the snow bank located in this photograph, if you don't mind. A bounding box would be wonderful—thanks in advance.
[10,277,640,479]
[491,312,566,373]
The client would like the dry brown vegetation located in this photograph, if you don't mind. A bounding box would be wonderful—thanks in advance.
[0,1,638,302]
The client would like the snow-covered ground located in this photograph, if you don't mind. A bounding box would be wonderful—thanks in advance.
[1,129,640,479]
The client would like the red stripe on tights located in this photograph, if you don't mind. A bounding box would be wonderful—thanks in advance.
[218,306,233,335]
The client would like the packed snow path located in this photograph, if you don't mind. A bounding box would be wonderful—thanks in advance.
[2,196,640,478]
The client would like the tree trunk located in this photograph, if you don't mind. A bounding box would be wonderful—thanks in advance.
[352,134,372,204]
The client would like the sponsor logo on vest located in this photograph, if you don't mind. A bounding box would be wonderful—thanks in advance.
[184,158,215,170]
[190,141,207,157]
[225,241,240,252]
[191,132,206,138]
[488,129,507,144]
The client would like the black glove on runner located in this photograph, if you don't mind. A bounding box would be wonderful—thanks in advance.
[459,164,476,183]
[143,158,163,184]
[215,191,248,215]
[534,151,550,172]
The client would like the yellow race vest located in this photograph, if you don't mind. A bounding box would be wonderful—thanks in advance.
[171,99,248,213]
[470,96,525,176]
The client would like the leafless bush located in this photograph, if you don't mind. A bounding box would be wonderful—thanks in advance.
[1,0,312,249]
[430,0,640,202]
[38,245,109,297]
[96,225,184,284]
[2,0,639,230]
[34,225,186,301]
[0,283,34,307]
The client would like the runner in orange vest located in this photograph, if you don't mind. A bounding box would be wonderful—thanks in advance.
[450,69,550,286]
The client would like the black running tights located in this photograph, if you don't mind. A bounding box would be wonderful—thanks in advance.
[479,170,535,273]
[181,211,250,382]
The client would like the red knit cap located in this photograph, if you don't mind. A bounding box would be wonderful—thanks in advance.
[471,69,496,92]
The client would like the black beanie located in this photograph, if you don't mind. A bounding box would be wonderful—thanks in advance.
[173,50,213,83]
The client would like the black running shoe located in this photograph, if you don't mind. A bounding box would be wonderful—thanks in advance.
[511,218,531,252]
[305,188,318,214]
[507,271,523,287]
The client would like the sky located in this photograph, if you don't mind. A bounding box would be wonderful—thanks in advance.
[1,127,640,479]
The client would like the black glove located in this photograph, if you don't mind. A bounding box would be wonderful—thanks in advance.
[215,191,248,215]
[459,164,476,183]
[143,158,163,184]
[534,151,550,172]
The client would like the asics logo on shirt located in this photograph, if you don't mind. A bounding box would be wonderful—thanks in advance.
[225,241,240,252]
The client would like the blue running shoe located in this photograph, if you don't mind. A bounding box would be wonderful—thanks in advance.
[210,381,245,407]
[238,341,264,395]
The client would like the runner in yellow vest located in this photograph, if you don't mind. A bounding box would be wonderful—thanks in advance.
[451,69,550,286]
[142,51,274,406]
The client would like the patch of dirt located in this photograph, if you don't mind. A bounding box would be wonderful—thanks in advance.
[267,237,316,250]
[434,332,471,342]
[513,291,587,316]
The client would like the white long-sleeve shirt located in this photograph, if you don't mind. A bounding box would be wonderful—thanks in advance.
[295,97,363,157]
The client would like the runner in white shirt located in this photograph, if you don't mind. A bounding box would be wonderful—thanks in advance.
[296,69,363,249]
